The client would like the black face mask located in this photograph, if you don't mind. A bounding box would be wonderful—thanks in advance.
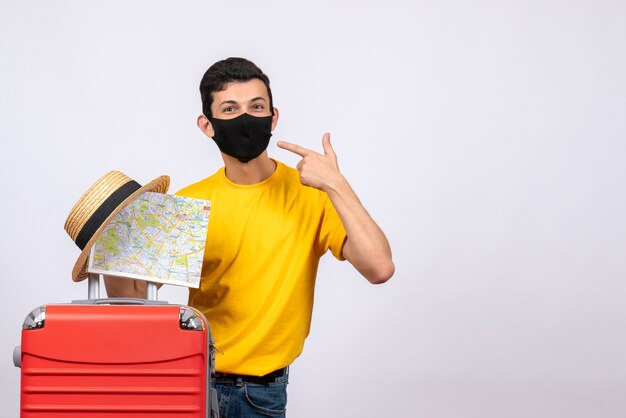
[208,113,273,163]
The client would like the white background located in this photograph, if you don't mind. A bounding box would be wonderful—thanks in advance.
[2,1,625,417]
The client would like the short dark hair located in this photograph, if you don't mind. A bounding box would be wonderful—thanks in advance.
[199,57,273,118]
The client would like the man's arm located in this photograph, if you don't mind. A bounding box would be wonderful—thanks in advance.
[103,275,147,298]
[278,133,394,284]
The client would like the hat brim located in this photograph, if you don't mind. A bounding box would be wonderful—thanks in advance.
[71,175,170,281]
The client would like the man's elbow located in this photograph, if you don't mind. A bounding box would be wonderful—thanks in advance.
[366,261,395,285]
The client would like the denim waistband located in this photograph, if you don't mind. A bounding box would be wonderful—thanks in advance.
[212,367,288,385]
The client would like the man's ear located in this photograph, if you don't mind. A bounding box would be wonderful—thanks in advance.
[271,107,279,131]
[197,114,214,138]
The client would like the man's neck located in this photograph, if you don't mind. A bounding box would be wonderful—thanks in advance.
[223,152,277,185]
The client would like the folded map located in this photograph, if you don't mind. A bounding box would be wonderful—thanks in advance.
[87,192,211,288]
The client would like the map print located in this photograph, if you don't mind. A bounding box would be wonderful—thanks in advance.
[88,192,211,288]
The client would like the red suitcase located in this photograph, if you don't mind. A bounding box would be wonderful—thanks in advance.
[14,277,219,418]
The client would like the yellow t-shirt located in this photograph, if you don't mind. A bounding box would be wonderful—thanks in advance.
[176,160,347,376]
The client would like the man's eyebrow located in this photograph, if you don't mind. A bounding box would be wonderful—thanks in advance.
[218,100,238,107]
[217,97,266,107]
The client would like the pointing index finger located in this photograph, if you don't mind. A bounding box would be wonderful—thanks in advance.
[277,141,313,157]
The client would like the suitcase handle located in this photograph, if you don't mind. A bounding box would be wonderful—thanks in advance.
[72,297,168,305]
[88,274,160,302]
[92,298,150,305]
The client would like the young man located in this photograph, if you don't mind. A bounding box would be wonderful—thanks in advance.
[106,57,393,417]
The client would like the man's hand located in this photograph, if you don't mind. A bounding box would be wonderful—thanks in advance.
[277,133,343,192]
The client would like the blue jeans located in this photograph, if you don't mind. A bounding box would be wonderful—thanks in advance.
[212,373,289,417]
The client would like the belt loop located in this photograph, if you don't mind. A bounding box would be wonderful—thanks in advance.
[235,376,243,387]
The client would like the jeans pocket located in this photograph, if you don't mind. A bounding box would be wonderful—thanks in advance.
[243,382,287,417]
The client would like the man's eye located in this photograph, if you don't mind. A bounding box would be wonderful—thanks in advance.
[252,104,264,111]
[223,106,235,112]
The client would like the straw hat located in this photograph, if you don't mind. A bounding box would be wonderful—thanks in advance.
[64,171,170,281]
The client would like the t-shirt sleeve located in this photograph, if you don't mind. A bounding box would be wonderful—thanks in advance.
[174,185,193,198]
[316,194,347,261]
[175,182,207,200]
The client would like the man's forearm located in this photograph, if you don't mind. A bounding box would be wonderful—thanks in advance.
[276,133,394,283]
[103,275,147,298]
[325,176,394,284]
